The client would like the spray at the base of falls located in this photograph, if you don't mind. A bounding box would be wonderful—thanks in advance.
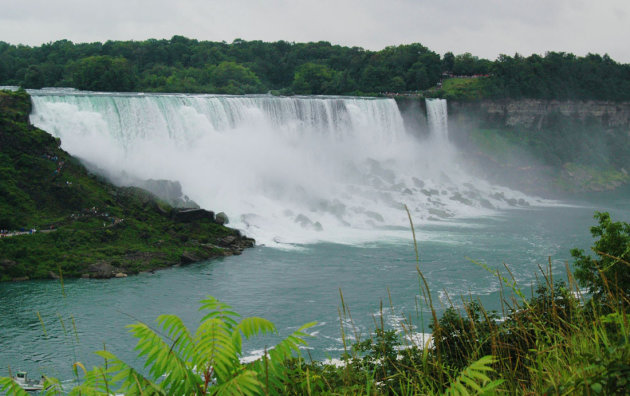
[29,90,548,246]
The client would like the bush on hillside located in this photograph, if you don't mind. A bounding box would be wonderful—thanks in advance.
[571,212,630,305]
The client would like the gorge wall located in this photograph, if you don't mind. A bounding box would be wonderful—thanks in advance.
[442,99,630,194]
[448,99,630,130]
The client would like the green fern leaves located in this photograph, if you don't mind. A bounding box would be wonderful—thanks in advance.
[444,355,503,396]
[1,296,313,396]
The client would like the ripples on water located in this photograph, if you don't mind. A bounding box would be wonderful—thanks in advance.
[2,201,629,381]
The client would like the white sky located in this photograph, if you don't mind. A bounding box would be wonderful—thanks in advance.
[1,0,629,63]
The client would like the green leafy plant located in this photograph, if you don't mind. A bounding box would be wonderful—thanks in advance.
[1,296,314,395]
[571,211,630,304]
[443,356,503,396]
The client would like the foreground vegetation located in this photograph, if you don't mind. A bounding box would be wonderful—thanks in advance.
[1,37,629,99]
[0,89,253,281]
[1,212,628,394]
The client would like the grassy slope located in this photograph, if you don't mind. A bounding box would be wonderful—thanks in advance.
[0,89,251,281]
[440,77,491,100]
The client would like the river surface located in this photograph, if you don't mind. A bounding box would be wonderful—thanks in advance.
[2,190,629,382]
[3,89,629,383]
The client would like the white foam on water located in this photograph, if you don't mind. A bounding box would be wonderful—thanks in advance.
[240,349,267,364]
[29,89,554,246]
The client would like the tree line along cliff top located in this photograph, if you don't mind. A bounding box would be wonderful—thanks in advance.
[1,37,629,100]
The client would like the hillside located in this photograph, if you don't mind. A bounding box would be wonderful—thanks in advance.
[0,89,253,281]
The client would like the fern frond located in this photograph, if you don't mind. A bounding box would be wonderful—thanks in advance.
[199,296,240,328]
[194,317,240,383]
[66,364,118,396]
[38,296,314,395]
[210,369,262,396]
[0,377,30,396]
[156,314,196,362]
[248,321,316,394]
[40,376,63,395]
[444,355,503,396]
[127,322,201,394]
[67,383,107,396]
[232,317,277,354]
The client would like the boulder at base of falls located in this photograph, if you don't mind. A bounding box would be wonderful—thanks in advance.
[450,192,473,206]
[181,251,202,265]
[215,212,229,225]
[295,214,324,231]
[87,262,116,279]
[218,234,256,255]
[173,208,215,223]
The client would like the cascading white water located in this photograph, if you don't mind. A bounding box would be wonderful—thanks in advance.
[425,98,449,142]
[29,90,544,246]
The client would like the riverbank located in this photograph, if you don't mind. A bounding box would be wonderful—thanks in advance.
[0,89,254,281]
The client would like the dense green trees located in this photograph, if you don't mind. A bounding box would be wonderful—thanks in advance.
[292,62,338,94]
[485,52,630,100]
[71,56,136,91]
[1,36,629,99]
[210,61,265,94]
[0,37,445,95]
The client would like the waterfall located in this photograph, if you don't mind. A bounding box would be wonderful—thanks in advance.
[28,89,542,246]
[425,98,449,142]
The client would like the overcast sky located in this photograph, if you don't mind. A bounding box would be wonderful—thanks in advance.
[1,0,629,62]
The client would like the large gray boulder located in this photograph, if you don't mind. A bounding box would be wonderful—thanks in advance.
[87,261,116,278]
[173,208,215,223]
[215,212,229,225]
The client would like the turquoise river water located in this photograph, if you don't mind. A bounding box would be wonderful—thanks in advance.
[1,190,629,382]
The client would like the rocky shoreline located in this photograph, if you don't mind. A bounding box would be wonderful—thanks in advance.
[2,208,256,281]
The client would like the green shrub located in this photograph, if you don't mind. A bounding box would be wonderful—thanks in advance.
[571,212,630,305]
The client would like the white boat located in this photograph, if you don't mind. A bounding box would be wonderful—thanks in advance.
[13,371,45,392]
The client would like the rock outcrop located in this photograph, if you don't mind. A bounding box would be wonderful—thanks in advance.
[445,98,630,194]
[449,99,630,130]
[173,208,215,223]
[217,234,256,256]
[215,212,229,225]
[87,261,116,279]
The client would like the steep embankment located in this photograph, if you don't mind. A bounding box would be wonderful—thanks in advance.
[447,99,630,193]
[0,89,253,281]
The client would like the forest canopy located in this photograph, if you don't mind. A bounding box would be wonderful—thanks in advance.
[1,37,629,99]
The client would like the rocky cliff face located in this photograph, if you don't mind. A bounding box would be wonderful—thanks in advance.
[449,99,630,130]
[445,99,630,194]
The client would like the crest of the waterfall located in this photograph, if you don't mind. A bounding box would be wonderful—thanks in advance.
[425,98,449,142]
[28,89,549,247]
